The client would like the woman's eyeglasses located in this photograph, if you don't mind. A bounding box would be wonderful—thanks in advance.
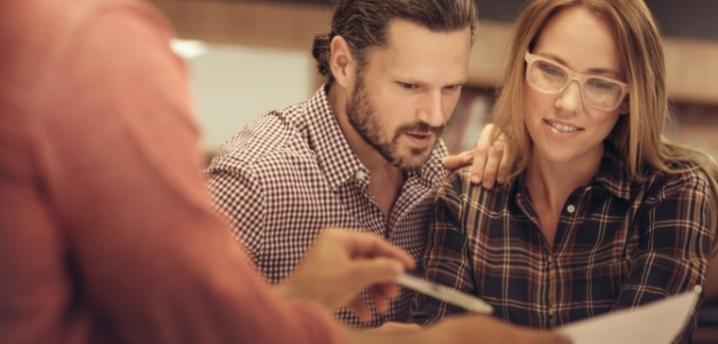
[524,52,629,111]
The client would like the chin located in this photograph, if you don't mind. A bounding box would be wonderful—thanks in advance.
[394,152,431,170]
[539,147,583,164]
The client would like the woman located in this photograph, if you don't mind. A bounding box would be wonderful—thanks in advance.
[412,0,718,342]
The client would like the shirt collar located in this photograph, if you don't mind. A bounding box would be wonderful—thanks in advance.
[591,143,632,200]
[511,143,632,201]
[305,85,447,191]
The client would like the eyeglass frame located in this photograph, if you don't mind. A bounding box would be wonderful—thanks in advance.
[523,51,630,111]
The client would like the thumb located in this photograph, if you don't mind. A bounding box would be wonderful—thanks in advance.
[347,258,404,289]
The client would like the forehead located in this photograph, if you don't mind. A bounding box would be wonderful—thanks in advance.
[364,19,472,84]
[533,6,621,76]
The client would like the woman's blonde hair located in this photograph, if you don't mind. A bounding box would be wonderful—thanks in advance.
[492,0,718,251]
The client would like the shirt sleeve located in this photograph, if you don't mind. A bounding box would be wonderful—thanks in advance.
[613,168,714,343]
[206,155,266,264]
[411,170,475,325]
[34,3,346,343]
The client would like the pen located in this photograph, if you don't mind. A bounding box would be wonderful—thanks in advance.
[397,273,493,314]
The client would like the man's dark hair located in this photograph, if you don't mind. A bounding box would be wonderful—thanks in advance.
[312,0,477,83]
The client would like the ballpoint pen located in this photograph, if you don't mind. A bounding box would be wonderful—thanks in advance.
[397,273,493,314]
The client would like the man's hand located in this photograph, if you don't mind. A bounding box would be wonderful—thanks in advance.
[442,123,510,189]
[276,229,415,321]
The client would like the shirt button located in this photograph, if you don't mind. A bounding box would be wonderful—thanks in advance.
[566,204,576,214]
[355,170,369,181]
[548,306,556,317]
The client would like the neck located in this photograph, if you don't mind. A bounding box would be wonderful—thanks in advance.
[526,146,603,211]
[327,84,404,219]
[327,83,401,177]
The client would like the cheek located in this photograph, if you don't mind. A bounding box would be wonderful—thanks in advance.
[524,90,550,129]
[442,93,462,121]
[592,112,622,138]
[369,100,405,136]
[374,95,414,125]
[525,86,555,114]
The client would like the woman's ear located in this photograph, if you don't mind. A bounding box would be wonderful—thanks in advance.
[619,100,630,115]
[329,36,357,88]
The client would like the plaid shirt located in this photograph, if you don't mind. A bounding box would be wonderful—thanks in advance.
[207,86,448,327]
[412,147,713,343]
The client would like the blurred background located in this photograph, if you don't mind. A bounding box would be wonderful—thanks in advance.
[152,0,718,341]
[151,0,718,159]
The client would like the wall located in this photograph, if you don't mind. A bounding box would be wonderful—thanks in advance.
[182,43,313,150]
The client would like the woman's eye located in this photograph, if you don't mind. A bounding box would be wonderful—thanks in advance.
[587,78,619,92]
[539,62,565,78]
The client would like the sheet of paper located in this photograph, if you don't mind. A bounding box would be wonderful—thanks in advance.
[558,287,701,344]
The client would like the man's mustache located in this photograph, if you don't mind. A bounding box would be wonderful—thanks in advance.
[397,122,444,135]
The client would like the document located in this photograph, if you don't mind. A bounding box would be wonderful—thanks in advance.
[558,286,701,344]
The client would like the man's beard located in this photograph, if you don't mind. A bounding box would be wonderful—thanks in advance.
[346,77,444,171]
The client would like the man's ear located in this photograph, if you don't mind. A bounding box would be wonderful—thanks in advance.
[329,36,357,88]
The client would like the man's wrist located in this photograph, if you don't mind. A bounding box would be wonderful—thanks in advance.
[274,280,334,314]
[274,281,300,302]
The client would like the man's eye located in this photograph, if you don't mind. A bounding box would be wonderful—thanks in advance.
[444,84,462,92]
[398,82,419,90]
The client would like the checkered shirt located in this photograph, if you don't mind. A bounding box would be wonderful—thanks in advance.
[207,86,448,328]
[412,146,714,343]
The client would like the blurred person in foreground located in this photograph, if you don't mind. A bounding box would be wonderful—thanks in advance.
[413,0,718,342]
[0,0,568,343]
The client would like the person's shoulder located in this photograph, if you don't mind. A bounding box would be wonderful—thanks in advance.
[72,0,175,41]
[441,168,471,195]
[650,159,710,186]
[642,160,713,203]
[6,0,172,86]
[208,104,314,174]
[440,167,511,202]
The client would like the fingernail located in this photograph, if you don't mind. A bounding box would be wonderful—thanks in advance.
[471,175,481,184]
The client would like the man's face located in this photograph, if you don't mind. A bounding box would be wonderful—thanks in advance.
[346,19,472,170]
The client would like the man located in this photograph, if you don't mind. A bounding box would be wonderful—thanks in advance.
[207,0,476,326]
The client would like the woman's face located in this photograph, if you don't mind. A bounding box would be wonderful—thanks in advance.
[523,6,626,167]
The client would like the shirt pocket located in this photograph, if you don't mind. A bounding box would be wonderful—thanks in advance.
[572,256,627,304]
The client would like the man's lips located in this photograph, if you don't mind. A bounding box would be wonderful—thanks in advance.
[405,131,432,139]
[403,131,435,146]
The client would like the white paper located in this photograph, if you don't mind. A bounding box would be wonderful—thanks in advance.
[558,287,701,344]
